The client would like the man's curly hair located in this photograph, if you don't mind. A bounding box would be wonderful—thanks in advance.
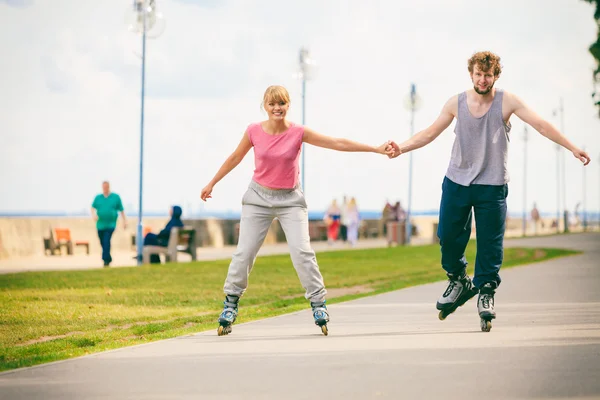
[468,51,502,77]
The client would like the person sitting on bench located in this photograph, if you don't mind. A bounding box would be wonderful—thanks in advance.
[144,205,184,264]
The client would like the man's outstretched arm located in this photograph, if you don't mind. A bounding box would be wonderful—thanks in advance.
[388,96,457,158]
[508,92,591,165]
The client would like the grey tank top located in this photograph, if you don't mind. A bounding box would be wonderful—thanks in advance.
[445,89,511,186]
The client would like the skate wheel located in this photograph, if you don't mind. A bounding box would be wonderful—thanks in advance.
[438,311,447,321]
[321,325,328,336]
[217,325,231,336]
[480,319,492,332]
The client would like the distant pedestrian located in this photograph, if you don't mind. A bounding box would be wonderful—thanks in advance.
[91,181,127,267]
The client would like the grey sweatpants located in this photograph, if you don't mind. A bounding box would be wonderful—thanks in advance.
[223,180,327,303]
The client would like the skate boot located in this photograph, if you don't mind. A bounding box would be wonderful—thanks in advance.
[436,271,479,320]
[311,300,330,336]
[217,295,239,336]
[478,282,496,332]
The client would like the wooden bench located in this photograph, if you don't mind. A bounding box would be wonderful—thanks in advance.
[308,221,328,241]
[43,228,61,256]
[44,228,89,255]
[142,227,197,264]
[131,226,153,249]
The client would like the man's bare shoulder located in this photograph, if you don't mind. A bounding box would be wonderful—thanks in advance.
[442,93,461,116]
[447,93,461,103]
[500,90,524,112]
[501,89,516,100]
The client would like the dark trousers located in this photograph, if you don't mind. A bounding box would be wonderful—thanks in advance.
[437,177,508,288]
[97,228,115,264]
[340,225,348,241]
[143,233,164,264]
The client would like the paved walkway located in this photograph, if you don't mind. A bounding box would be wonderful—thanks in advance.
[0,233,599,399]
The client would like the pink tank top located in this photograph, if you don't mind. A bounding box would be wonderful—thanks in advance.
[247,122,304,189]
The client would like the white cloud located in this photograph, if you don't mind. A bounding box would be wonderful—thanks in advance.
[0,0,598,219]
[1,0,34,8]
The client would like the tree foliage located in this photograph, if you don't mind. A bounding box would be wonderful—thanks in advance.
[583,0,600,114]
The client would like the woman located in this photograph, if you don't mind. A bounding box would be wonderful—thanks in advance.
[143,205,184,264]
[324,199,341,245]
[201,85,396,336]
[346,197,360,247]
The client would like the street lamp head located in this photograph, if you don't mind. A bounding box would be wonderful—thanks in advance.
[298,47,317,81]
[126,0,166,38]
[403,83,422,111]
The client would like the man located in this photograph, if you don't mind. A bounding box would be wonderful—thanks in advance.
[340,195,349,242]
[388,51,590,331]
[395,201,406,222]
[91,181,127,267]
[530,203,541,234]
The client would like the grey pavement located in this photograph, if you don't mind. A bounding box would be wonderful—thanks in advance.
[1,233,599,399]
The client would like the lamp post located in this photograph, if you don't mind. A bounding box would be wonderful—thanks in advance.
[583,146,587,231]
[298,48,316,194]
[522,125,528,237]
[403,83,421,245]
[555,143,561,233]
[126,0,165,265]
[552,98,566,232]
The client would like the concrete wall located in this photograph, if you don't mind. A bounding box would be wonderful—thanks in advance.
[0,216,411,260]
[0,214,577,260]
[0,217,170,260]
[0,217,313,260]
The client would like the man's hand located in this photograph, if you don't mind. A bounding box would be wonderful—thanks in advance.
[376,141,398,158]
[573,149,591,166]
[123,221,128,230]
[386,141,401,159]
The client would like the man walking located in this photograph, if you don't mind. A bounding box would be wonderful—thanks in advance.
[91,181,127,267]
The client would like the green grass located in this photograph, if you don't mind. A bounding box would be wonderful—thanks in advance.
[0,242,579,371]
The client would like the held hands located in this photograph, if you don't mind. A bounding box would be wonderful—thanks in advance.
[377,141,401,158]
[385,141,401,159]
[200,184,214,201]
[572,149,591,166]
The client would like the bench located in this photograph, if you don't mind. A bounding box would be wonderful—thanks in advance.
[308,221,328,241]
[43,228,61,256]
[44,228,89,255]
[131,226,153,249]
[142,227,197,264]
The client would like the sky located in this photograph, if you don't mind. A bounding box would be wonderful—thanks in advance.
[1,0,599,218]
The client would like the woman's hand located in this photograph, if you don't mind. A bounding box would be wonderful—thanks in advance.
[201,184,214,201]
[378,141,400,158]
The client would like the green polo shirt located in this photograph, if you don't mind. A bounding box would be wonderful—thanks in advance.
[92,193,124,230]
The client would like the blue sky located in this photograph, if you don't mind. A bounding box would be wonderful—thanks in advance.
[1,0,599,218]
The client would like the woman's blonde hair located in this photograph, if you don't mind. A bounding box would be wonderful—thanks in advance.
[263,85,291,106]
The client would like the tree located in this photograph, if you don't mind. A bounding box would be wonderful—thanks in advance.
[583,0,600,115]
